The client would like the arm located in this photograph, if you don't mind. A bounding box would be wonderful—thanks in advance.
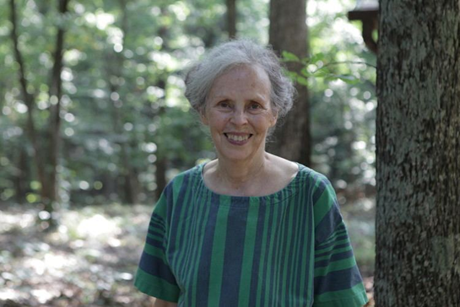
[153,298,178,307]
[135,184,181,304]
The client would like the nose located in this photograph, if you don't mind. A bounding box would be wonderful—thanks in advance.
[230,108,248,125]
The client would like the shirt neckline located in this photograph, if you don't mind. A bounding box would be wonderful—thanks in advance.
[197,161,303,201]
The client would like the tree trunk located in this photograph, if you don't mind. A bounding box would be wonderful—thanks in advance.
[107,0,140,204]
[14,146,28,203]
[44,0,70,212]
[268,0,310,166]
[108,80,139,204]
[155,157,167,201]
[226,0,237,39]
[154,79,168,199]
[10,0,69,222]
[9,0,47,197]
[375,1,460,306]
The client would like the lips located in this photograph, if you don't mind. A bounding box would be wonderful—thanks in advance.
[224,133,253,144]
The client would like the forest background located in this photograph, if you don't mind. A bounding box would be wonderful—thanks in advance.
[0,0,377,305]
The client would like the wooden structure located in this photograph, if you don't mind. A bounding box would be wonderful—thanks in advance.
[347,0,379,54]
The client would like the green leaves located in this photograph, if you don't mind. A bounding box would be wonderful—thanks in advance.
[281,51,369,86]
[281,51,300,62]
[335,74,360,85]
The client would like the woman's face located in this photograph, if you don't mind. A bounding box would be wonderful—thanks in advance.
[201,65,277,163]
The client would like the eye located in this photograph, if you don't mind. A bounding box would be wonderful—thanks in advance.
[217,100,231,108]
[248,102,263,110]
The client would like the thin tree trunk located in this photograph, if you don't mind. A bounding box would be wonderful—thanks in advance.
[375,0,460,305]
[153,18,171,198]
[226,0,237,39]
[10,0,70,228]
[45,0,70,208]
[109,81,139,204]
[154,79,168,199]
[9,0,47,195]
[14,146,28,203]
[107,0,139,204]
[268,0,310,166]
[155,157,167,201]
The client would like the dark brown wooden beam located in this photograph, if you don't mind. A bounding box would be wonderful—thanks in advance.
[348,10,379,54]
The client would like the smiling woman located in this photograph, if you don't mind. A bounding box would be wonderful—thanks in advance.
[134,40,368,307]
[201,65,276,171]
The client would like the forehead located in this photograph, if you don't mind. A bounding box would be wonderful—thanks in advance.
[209,65,271,95]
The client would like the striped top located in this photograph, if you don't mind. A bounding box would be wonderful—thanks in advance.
[134,163,368,307]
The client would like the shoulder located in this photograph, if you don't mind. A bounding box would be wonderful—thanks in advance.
[265,153,335,193]
[266,153,299,181]
[163,164,203,196]
[171,164,202,182]
[268,154,330,188]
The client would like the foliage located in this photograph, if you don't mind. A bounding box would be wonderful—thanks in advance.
[0,0,377,209]
[0,0,219,206]
[0,0,377,304]
[267,0,378,206]
[282,50,377,86]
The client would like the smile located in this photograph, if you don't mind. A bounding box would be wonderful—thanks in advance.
[224,133,253,143]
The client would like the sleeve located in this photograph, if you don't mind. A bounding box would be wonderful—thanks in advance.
[311,175,368,307]
[134,184,181,302]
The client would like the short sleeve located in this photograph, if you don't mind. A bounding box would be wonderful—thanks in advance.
[134,185,180,302]
[312,175,368,307]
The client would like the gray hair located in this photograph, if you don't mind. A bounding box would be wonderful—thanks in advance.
[184,39,295,119]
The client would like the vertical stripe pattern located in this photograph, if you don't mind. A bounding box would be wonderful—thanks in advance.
[134,163,368,307]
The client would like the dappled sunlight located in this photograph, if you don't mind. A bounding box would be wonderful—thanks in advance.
[0,288,28,303]
[31,288,60,305]
[76,214,121,239]
[0,204,154,306]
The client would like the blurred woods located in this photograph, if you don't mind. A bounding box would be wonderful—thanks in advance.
[0,0,377,305]
[0,0,376,221]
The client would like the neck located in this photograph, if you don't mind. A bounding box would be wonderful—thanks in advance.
[215,152,269,190]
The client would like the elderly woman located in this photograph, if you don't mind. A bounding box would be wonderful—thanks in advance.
[134,40,368,307]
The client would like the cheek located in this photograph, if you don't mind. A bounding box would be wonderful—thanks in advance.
[207,116,226,132]
[256,115,277,130]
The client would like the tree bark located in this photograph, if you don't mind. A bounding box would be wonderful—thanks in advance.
[226,0,237,39]
[375,0,460,305]
[268,0,310,166]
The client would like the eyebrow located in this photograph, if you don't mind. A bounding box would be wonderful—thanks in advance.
[210,93,269,102]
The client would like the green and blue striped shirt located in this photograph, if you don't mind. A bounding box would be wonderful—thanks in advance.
[135,163,368,306]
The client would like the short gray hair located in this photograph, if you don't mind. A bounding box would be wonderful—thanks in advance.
[184,39,295,119]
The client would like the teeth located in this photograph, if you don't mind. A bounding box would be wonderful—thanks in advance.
[227,134,249,141]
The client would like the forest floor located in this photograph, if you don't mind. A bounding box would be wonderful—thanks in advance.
[0,201,375,307]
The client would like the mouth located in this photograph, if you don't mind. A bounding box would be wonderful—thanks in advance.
[224,133,253,144]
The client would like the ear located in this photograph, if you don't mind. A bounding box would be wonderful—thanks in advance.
[270,110,278,127]
[200,110,209,126]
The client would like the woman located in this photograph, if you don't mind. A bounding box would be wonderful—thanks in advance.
[134,40,368,307]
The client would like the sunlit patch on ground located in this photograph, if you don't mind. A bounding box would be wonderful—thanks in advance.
[0,203,155,306]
